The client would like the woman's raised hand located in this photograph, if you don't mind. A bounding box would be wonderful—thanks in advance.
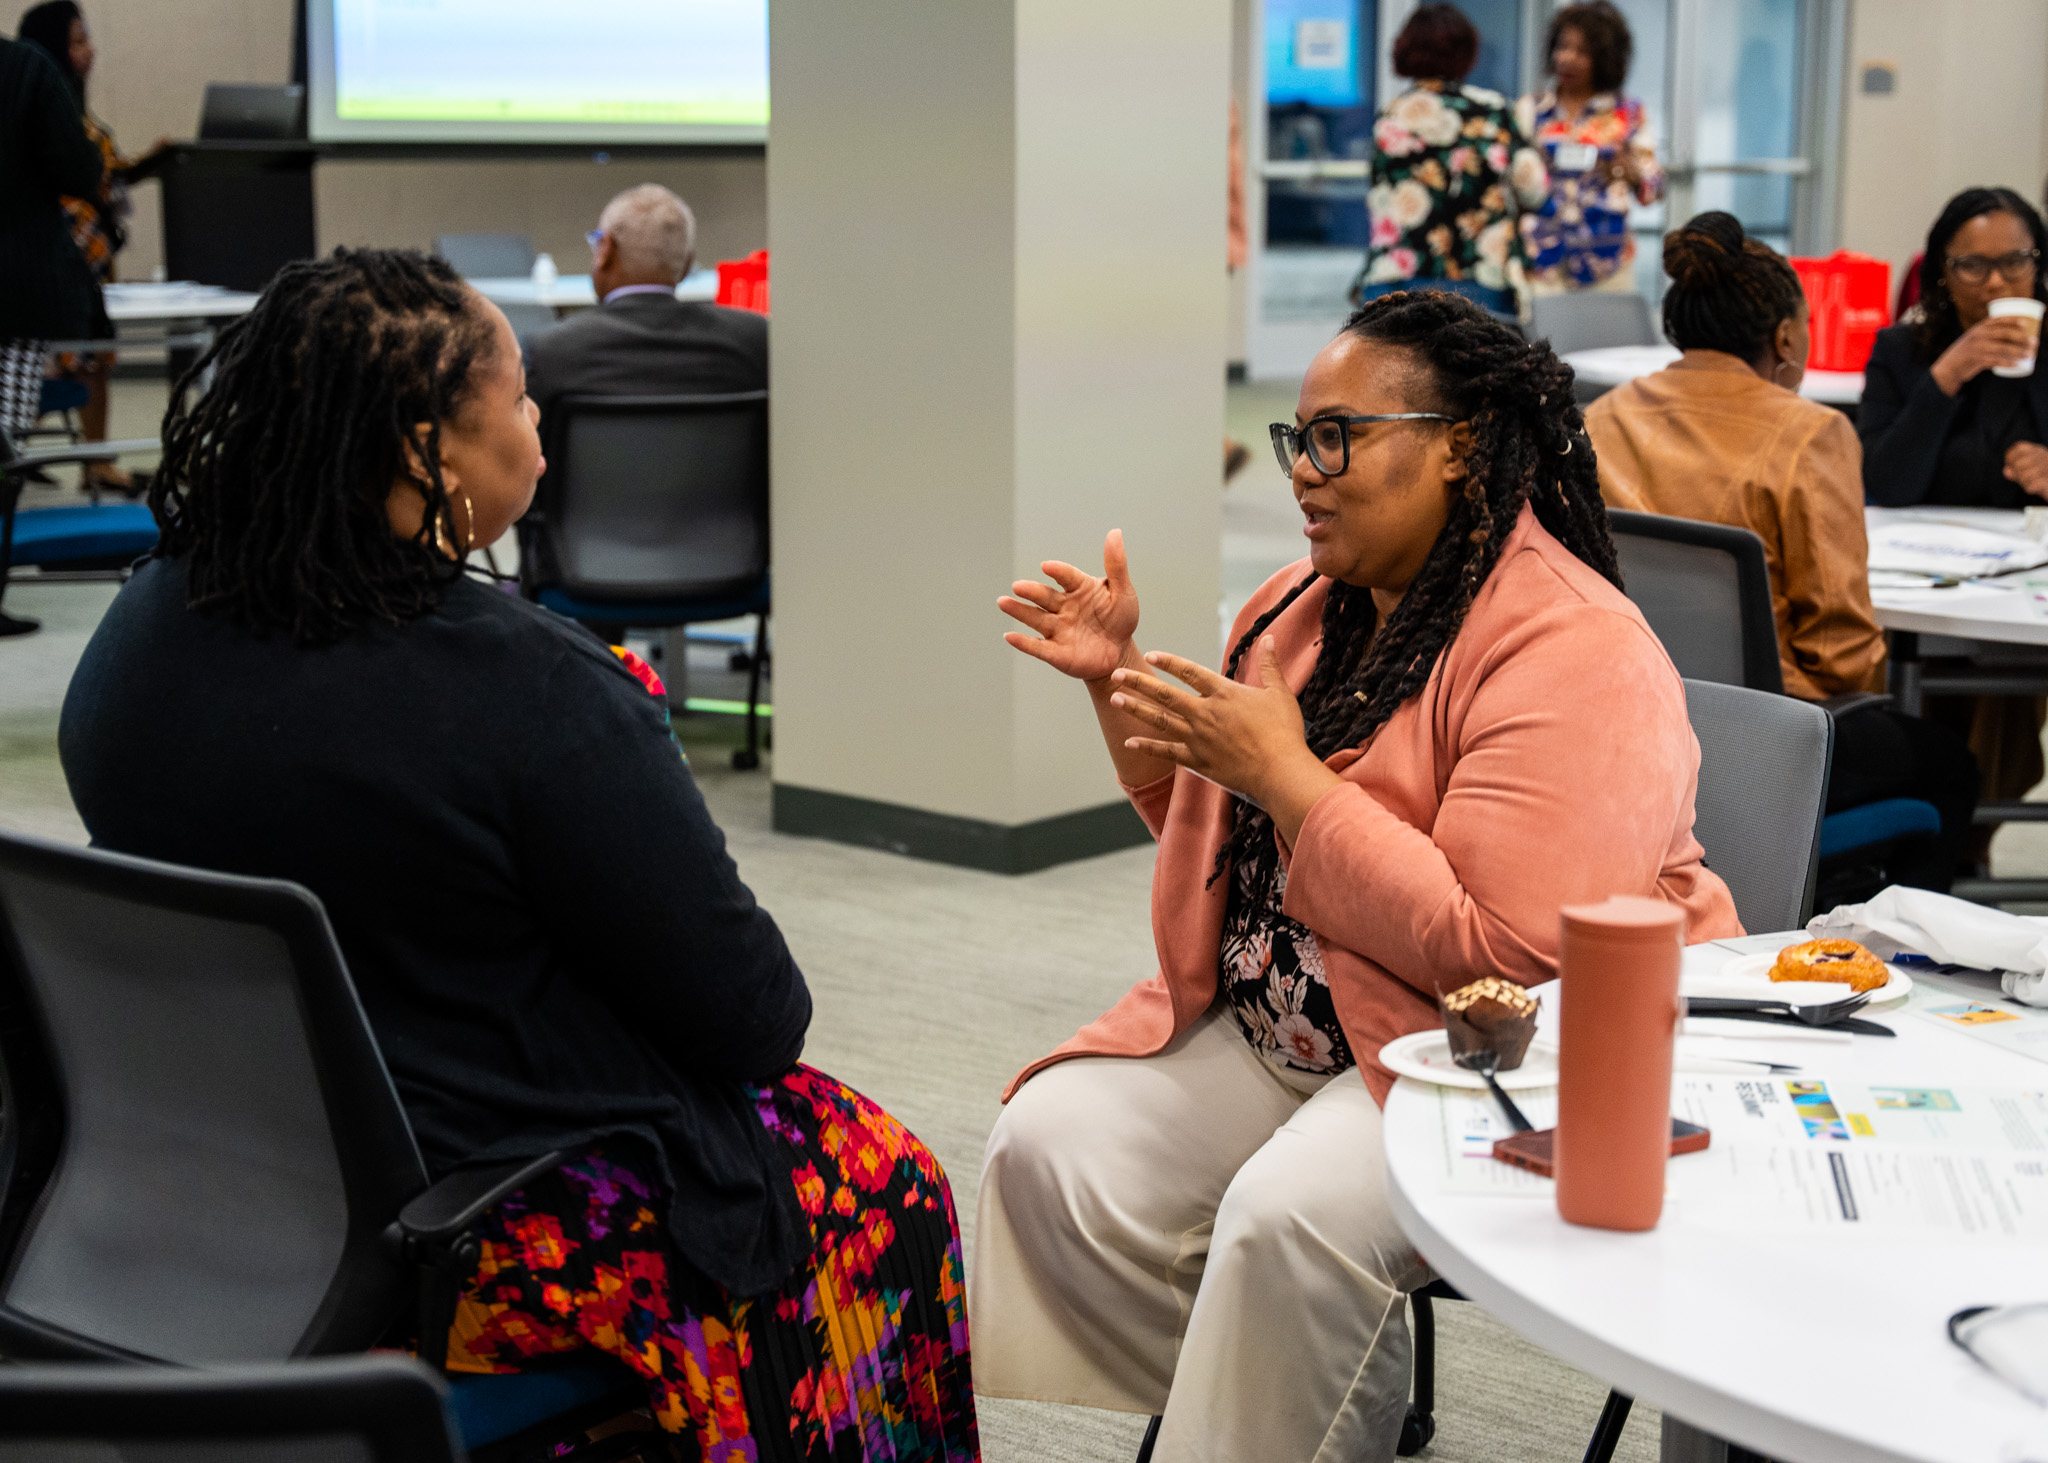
[999,530,1141,682]
[1931,316,2038,395]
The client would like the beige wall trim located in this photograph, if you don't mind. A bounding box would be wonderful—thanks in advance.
[772,786,1149,874]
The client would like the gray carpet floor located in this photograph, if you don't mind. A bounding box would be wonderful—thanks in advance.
[10,377,2042,1460]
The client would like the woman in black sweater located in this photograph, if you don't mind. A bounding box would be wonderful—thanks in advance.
[60,249,978,1462]
[1860,187,2048,508]
[0,32,101,438]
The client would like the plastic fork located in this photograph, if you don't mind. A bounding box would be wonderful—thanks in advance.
[1687,993,1872,1026]
[1453,1047,1535,1133]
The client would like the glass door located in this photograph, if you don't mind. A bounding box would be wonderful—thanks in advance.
[1248,0,1526,378]
[1650,0,1847,300]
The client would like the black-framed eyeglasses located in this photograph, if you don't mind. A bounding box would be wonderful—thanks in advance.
[1269,413,1460,477]
[1945,249,2041,284]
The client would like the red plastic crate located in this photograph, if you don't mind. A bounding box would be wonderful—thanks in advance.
[715,249,770,315]
[1789,251,1890,373]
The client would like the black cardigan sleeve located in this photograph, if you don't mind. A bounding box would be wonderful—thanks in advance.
[518,643,811,1082]
[1858,324,1961,507]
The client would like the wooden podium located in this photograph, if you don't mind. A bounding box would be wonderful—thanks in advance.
[158,142,317,293]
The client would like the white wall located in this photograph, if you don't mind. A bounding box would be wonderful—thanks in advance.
[769,0,1227,832]
[1837,0,2048,282]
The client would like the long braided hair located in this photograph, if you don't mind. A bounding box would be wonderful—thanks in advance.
[149,247,497,644]
[1210,288,1618,899]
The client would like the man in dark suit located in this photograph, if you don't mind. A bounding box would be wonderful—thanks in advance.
[0,33,102,435]
[524,184,766,415]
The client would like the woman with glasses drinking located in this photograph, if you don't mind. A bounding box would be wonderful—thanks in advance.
[1861,187,2048,508]
[1860,188,2048,863]
[972,289,1740,1463]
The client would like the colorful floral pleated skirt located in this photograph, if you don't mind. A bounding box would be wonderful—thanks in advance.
[444,1065,979,1462]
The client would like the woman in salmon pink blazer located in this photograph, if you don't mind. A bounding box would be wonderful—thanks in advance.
[973,289,1741,1463]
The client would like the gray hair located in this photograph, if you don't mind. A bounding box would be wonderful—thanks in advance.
[597,184,697,282]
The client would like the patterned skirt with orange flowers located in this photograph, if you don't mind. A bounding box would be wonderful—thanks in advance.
[444,1065,979,1462]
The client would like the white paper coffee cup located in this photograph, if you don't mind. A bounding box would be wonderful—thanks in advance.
[1990,296,2045,377]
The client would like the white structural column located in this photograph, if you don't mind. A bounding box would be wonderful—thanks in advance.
[768,0,1230,872]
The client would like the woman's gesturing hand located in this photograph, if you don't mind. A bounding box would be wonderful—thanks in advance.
[1109,638,1343,844]
[999,529,1141,682]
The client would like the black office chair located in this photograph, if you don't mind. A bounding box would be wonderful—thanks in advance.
[519,391,772,769]
[0,1354,465,1463]
[1608,507,1940,910]
[0,831,642,1459]
[1530,291,1656,357]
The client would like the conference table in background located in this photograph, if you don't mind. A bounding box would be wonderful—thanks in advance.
[41,282,261,365]
[1866,505,2048,903]
[1385,932,2048,1463]
[1563,345,1865,408]
[467,269,720,317]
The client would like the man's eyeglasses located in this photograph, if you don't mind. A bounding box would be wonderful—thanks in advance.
[585,229,607,251]
[1269,413,1460,477]
[1945,248,2040,284]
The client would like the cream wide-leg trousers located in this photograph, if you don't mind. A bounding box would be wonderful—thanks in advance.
[972,1009,1429,1463]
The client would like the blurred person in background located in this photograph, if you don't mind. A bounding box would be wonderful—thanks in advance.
[1860,186,2048,834]
[1860,187,2048,510]
[19,0,171,496]
[1517,0,1663,295]
[524,183,765,414]
[1590,211,1977,892]
[0,25,98,461]
[1355,3,1547,319]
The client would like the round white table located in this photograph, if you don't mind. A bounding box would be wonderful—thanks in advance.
[100,282,260,323]
[1563,345,1865,406]
[466,269,720,312]
[1384,937,2048,1463]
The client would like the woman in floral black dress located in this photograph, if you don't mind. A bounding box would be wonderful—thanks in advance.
[1357,4,1548,318]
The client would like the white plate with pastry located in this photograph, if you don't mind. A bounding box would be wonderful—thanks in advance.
[1699,943,1913,1007]
[1378,1030,1560,1091]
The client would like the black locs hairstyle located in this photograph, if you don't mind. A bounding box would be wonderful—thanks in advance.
[1209,289,1619,897]
[1913,186,2048,361]
[150,247,499,644]
[1659,210,1806,363]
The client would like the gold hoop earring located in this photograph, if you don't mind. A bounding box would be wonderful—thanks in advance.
[461,492,475,552]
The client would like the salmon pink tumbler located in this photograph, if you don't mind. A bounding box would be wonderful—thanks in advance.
[1556,896,1685,1230]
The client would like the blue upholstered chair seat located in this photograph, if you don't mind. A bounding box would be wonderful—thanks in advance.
[536,579,770,628]
[447,1358,641,1449]
[9,503,158,565]
[1819,798,1943,861]
[38,378,91,416]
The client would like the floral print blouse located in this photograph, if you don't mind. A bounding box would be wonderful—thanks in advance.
[1516,91,1665,289]
[1364,81,1549,311]
[1219,856,1355,1076]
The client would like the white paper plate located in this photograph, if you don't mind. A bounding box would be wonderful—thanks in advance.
[1379,1030,1559,1090]
[1700,950,1913,1007]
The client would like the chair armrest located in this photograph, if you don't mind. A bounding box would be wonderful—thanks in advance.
[394,1150,573,1244]
[15,438,161,468]
[1818,691,1894,723]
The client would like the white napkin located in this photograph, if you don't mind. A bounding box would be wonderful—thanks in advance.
[1807,885,2048,1006]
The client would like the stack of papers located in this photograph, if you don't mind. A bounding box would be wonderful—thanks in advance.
[1432,1075,2048,1237]
[1865,520,2048,581]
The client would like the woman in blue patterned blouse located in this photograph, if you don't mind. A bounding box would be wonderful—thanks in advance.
[1516,1,1665,295]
